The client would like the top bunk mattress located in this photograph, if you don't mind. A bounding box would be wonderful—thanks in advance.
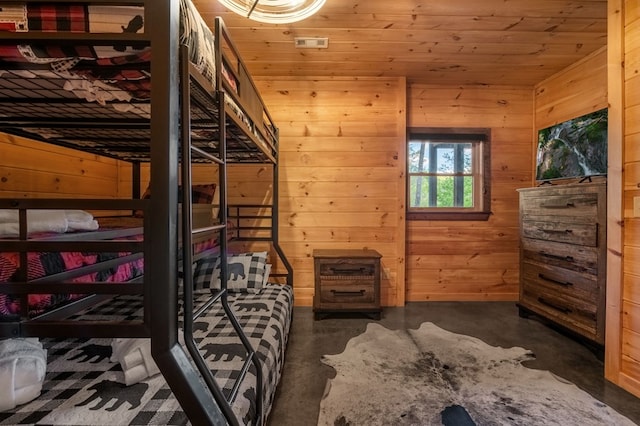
[0,0,277,163]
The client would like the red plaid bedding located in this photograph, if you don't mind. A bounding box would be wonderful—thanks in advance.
[0,231,145,318]
[0,227,220,318]
[0,0,227,99]
[0,4,146,60]
[24,4,89,32]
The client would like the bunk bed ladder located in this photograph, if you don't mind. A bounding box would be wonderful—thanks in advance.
[177,44,264,426]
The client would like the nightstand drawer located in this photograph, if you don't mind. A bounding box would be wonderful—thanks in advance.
[319,282,375,304]
[319,261,376,278]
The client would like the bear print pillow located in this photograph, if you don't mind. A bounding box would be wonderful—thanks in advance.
[209,251,268,293]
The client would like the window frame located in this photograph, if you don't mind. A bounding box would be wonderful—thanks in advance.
[407,128,491,221]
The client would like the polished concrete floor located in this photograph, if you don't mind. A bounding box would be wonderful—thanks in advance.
[267,302,640,426]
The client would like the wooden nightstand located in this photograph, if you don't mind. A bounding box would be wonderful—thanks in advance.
[313,249,382,320]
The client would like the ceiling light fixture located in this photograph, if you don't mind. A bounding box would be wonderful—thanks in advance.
[217,0,326,24]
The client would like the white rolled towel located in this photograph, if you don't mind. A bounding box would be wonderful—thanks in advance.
[111,331,184,386]
[0,338,47,411]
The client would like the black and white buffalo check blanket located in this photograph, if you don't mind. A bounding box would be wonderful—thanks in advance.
[0,284,293,425]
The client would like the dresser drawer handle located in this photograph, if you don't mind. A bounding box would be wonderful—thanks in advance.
[539,251,575,263]
[538,273,573,287]
[539,228,573,234]
[538,297,572,314]
[540,202,575,209]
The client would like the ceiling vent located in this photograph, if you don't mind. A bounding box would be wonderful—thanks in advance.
[294,37,329,49]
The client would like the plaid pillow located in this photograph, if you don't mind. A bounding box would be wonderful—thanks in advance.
[133,183,216,217]
[209,252,268,294]
[191,254,219,290]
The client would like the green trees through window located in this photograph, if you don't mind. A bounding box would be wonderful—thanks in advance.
[407,129,491,220]
[408,142,473,208]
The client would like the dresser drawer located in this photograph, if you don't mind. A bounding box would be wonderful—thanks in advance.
[521,261,598,303]
[522,220,598,246]
[520,193,598,221]
[520,282,598,340]
[521,238,598,275]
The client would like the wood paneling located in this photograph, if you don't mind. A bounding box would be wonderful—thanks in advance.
[250,77,406,307]
[619,0,640,399]
[0,133,120,200]
[117,164,220,198]
[406,84,531,302]
[193,0,606,86]
[534,47,608,125]
[534,47,608,130]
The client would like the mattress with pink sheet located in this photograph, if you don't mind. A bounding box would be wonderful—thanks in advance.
[0,219,220,319]
[0,234,145,318]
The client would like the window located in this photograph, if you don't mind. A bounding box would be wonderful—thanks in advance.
[407,129,491,220]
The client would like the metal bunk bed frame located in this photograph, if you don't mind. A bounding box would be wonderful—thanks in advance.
[0,2,293,424]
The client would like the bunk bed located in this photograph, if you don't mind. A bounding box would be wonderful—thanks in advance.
[0,1,293,425]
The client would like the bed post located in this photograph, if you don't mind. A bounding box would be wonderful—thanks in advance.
[132,162,141,199]
[148,1,227,424]
[272,132,294,287]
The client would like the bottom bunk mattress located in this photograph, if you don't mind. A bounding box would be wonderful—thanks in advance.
[0,283,293,425]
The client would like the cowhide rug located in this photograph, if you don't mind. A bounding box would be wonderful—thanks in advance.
[317,322,636,426]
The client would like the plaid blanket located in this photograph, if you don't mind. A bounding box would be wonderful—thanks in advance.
[0,235,145,318]
[0,284,293,425]
[0,0,220,96]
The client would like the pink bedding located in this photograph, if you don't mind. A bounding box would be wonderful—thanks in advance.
[0,224,222,318]
[0,233,144,317]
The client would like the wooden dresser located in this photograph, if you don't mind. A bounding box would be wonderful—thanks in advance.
[313,249,382,320]
[517,182,607,346]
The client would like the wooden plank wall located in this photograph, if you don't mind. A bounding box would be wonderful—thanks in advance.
[116,164,218,197]
[0,133,120,200]
[406,85,532,301]
[620,0,640,398]
[534,46,608,132]
[250,77,407,307]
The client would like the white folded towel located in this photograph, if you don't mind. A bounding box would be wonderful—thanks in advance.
[65,210,99,232]
[111,331,184,386]
[0,338,47,411]
[0,209,98,237]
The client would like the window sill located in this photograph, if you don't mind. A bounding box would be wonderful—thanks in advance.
[407,211,491,221]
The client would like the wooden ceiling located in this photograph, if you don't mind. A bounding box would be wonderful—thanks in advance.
[192,0,607,86]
